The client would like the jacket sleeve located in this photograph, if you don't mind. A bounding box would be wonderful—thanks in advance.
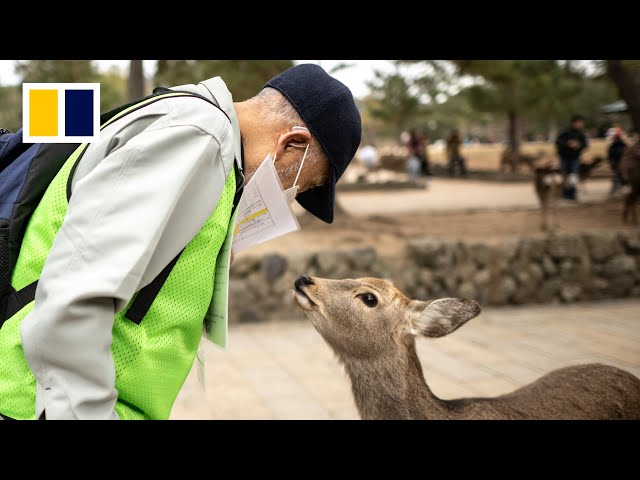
[555,131,568,154]
[19,119,230,420]
[579,132,589,153]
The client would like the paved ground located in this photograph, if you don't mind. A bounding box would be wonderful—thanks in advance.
[170,298,640,419]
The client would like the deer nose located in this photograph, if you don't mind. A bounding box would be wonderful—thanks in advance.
[295,275,315,290]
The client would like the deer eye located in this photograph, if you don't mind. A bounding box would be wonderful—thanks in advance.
[357,293,378,308]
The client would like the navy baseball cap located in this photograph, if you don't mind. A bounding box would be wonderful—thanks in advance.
[264,63,362,223]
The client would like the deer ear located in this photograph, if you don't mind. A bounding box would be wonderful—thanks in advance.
[410,298,481,338]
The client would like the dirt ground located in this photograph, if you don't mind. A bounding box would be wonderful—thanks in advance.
[245,202,634,258]
[241,178,635,259]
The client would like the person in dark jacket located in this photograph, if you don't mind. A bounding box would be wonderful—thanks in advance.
[555,114,588,200]
[607,127,627,195]
[446,129,466,177]
[408,129,432,185]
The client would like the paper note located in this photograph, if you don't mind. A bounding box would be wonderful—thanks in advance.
[204,208,237,350]
[231,155,300,252]
[196,335,206,392]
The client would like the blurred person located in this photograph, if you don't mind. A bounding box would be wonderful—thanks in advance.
[408,129,432,186]
[446,129,467,177]
[555,114,588,201]
[0,64,361,420]
[607,126,628,195]
[399,131,410,146]
[358,142,379,179]
[357,143,380,182]
[407,153,421,182]
[419,130,433,183]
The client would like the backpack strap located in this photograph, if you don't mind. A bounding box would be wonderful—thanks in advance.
[0,220,10,322]
[124,251,183,324]
[1,280,37,324]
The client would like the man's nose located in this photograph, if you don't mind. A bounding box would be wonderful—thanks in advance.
[294,275,315,290]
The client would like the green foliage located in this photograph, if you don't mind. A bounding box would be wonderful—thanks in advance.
[15,60,99,84]
[99,66,127,112]
[366,65,421,135]
[364,60,620,143]
[154,60,294,101]
[428,88,498,139]
[621,60,640,70]
[7,61,128,123]
[452,60,618,127]
[449,60,619,145]
[454,60,558,115]
[155,60,197,87]
[0,85,21,132]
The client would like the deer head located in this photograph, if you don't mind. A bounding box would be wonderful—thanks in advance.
[293,275,481,360]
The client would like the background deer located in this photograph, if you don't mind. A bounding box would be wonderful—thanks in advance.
[620,141,640,225]
[293,275,640,420]
[532,153,605,232]
[499,147,537,174]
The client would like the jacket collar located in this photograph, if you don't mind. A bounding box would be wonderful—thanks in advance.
[195,77,243,173]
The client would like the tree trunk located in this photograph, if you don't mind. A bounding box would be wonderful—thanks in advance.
[607,60,640,134]
[156,60,168,79]
[548,118,558,143]
[127,60,145,101]
[507,109,520,152]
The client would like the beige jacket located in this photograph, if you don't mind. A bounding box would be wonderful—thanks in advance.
[18,77,242,420]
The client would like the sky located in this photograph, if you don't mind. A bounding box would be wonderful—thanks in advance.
[0,60,395,100]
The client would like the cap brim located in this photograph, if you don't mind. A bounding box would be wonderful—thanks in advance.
[295,166,337,224]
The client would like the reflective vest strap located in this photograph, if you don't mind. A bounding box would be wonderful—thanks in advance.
[1,280,38,326]
[124,249,184,325]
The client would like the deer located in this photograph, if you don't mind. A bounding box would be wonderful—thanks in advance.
[619,141,640,225]
[532,152,563,232]
[499,147,538,174]
[533,154,605,232]
[293,275,640,420]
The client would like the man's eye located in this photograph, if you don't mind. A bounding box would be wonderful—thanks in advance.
[358,293,378,308]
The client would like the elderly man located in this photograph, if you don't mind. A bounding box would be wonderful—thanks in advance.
[0,63,361,420]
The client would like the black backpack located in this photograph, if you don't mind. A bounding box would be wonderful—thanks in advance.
[0,87,243,326]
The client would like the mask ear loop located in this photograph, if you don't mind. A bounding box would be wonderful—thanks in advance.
[292,143,310,190]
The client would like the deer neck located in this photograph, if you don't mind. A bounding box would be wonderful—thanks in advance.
[342,341,450,420]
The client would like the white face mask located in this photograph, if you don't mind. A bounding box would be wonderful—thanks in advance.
[231,127,309,252]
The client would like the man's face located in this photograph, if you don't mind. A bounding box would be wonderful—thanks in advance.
[573,120,585,131]
[293,154,330,194]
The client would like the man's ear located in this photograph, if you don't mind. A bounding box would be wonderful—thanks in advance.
[275,128,311,159]
[407,298,481,338]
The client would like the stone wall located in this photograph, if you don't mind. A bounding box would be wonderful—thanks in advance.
[228,229,640,323]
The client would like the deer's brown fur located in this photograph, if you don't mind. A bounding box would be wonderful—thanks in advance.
[294,276,640,420]
[620,142,640,225]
